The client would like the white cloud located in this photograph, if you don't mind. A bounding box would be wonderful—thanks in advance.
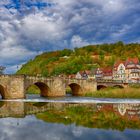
[0,114,139,140]
[71,35,90,48]
[0,0,139,73]
[20,12,67,41]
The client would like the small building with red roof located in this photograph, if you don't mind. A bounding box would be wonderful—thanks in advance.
[95,67,113,80]
[75,70,95,80]
[102,67,113,80]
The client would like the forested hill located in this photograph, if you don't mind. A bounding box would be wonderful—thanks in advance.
[16,41,140,76]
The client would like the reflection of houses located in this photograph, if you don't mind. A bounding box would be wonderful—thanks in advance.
[114,103,140,119]
[95,58,140,83]
[97,103,140,119]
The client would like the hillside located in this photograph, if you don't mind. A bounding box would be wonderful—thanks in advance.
[16,41,140,76]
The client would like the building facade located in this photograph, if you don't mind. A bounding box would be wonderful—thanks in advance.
[95,58,140,83]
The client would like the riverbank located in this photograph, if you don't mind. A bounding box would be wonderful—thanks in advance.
[85,87,140,99]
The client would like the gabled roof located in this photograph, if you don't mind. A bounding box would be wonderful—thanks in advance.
[125,58,140,69]
[126,58,139,64]
[78,70,91,75]
[84,70,91,75]
[114,60,125,68]
[125,58,139,66]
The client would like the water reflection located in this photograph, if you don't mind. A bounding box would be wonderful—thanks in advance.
[0,101,140,140]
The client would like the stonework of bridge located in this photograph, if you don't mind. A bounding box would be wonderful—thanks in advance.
[97,80,128,90]
[0,75,97,99]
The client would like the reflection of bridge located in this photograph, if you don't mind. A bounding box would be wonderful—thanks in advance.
[0,75,97,99]
[0,101,140,119]
[0,102,95,118]
[97,79,128,90]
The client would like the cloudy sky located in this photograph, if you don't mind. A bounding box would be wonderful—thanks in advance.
[0,116,139,140]
[0,0,140,73]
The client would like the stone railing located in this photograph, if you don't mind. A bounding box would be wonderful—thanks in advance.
[96,79,124,83]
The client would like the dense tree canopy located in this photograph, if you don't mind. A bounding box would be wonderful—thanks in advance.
[17,42,140,76]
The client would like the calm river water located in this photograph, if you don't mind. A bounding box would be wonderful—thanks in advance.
[0,95,140,140]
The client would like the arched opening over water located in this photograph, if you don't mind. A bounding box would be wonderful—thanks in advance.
[97,85,107,90]
[26,82,50,97]
[66,83,82,96]
[113,85,124,89]
[0,85,5,99]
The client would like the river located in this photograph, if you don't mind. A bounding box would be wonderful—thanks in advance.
[0,95,140,140]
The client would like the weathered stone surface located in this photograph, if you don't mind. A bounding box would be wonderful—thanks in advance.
[0,75,97,99]
[0,75,25,99]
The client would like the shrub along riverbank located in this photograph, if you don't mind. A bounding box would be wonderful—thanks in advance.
[85,87,140,99]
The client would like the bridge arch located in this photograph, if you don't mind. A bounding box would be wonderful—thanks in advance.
[113,85,124,88]
[0,84,6,99]
[97,85,107,90]
[67,83,82,96]
[26,82,51,97]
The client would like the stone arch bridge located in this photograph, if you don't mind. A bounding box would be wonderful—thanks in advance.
[0,75,97,99]
[97,79,128,90]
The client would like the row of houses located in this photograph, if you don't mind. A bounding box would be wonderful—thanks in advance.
[68,58,140,83]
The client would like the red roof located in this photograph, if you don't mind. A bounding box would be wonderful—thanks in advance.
[114,60,125,68]
[78,70,91,75]
[102,67,113,76]
[85,70,91,75]
[96,67,112,76]
[125,58,140,69]
[125,58,139,65]
[113,58,140,70]
[68,74,76,78]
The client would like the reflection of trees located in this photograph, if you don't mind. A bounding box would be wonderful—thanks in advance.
[36,103,140,131]
[0,101,140,131]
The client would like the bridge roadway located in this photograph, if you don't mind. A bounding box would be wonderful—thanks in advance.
[0,75,97,99]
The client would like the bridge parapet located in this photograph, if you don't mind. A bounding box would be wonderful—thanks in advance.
[97,79,129,89]
[25,76,48,81]
[0,74,25,78]
[97,79,125,83]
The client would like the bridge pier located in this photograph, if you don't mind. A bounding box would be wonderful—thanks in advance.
[65,79,97,96]
[41,77,66,97]
[0,75,25,99]
[81,80,97,95]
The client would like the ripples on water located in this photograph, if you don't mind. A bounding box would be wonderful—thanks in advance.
[0,95,140,140]
[3,94,140,104]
